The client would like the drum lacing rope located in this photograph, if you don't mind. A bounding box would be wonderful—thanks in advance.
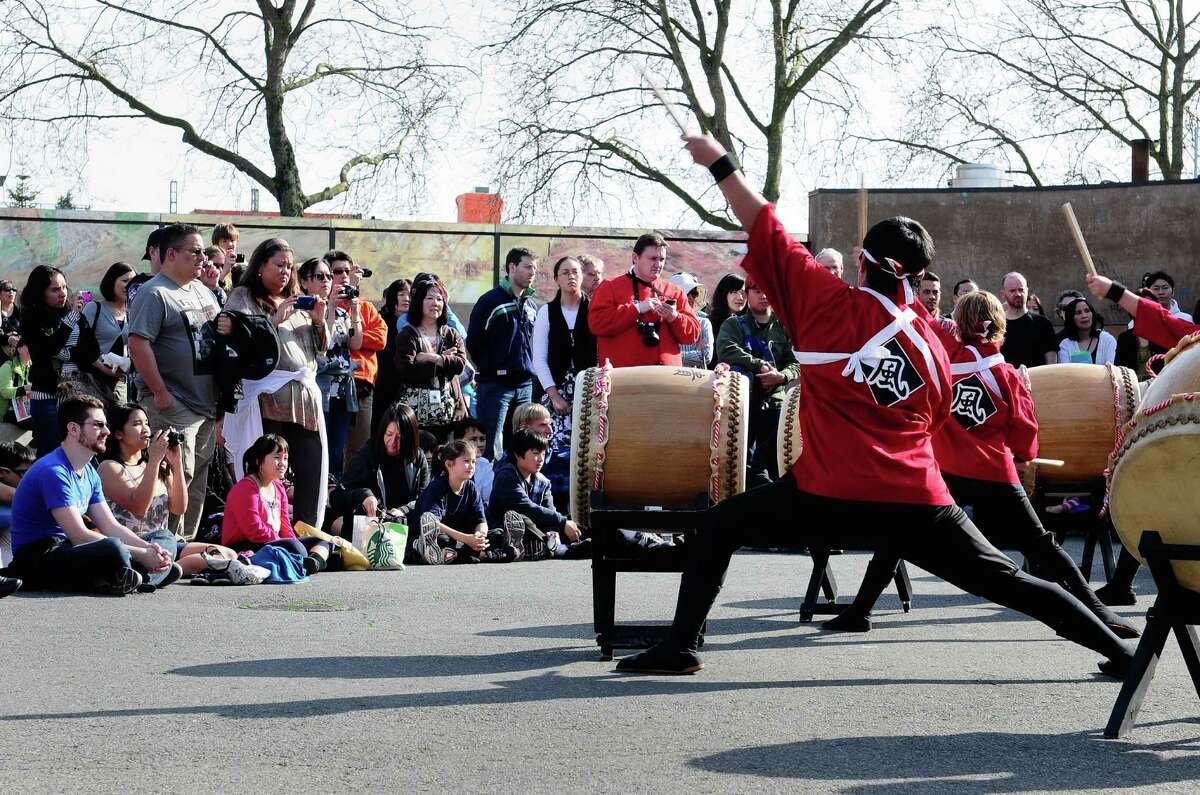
[708,363,731,502]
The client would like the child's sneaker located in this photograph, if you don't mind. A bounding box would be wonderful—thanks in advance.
[226,558,268,585]
[503,511,526,561]
[545,531,568,558]
[418,513,445,565]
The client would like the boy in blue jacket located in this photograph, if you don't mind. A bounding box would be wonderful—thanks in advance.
[488,429,582,560]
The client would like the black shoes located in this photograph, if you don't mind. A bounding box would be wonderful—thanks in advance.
[821,611,872,633]
[0,576,22,598]
[615,644,704,675]
[1095,583,1137,607]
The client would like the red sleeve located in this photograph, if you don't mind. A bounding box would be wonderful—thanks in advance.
[1132,296,1200,350]
[911,299,962,356]
[1003,368,1039,462]
[587,278,639,337]
[278,481,296,539]
[358,302,387,353]
[664,283,700,344]
[742,204,851,347]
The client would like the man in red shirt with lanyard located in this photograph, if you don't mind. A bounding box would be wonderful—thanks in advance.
[616,134,1133,676]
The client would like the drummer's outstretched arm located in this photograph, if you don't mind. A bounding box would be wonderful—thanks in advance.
[682,134,766,233]
[1085,273,1140,317]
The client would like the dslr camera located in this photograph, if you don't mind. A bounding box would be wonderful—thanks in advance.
[637,319,660,347]
[340,285,359,300]
[167,430,185,448]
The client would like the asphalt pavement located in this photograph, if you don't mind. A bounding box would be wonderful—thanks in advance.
[1,541,1198,793]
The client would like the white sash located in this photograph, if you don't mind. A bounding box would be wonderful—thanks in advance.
[223,366,329,525]
[950,345,1004,398]
[792,280,941,395]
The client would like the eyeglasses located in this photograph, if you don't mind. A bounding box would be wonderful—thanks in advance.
[309,273,332,282]
[331,269,350,276]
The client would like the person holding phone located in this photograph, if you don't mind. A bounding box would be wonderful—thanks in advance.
[224,239,333,528]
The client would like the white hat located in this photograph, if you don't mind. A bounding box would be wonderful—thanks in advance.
[668,272,701,295]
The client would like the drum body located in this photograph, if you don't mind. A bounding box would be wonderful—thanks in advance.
[1024,363,1140,482]
[1110,340,1200,590]
[777,382,803,474]
[570,365,748,527]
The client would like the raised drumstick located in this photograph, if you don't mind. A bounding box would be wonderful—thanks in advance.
[857,176,868,242]
[1030,457,1065,467]
[640,67,688,135]
[1060,202,1098,277]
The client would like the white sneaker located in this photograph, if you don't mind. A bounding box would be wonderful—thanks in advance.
[418,513,445,565]
[545,531,567,558]
[226,558,268,585]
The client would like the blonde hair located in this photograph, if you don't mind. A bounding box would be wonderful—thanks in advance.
[953,290,1007,346]
[511,402,551,433]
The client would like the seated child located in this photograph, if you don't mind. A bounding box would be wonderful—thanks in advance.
[487,429,582,560]
[412,439,520,564]
[454,416,493,504]
[221,434,331,576]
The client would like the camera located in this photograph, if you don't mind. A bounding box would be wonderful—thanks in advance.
[359,268,373,278]
[295,295,317,310]
[234,253,245,264]
[167,430,184,448]
[340,285,359,300]
[79,290,93,304]
[637,319,660,347]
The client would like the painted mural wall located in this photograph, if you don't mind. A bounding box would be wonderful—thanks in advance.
[0,209,749,317]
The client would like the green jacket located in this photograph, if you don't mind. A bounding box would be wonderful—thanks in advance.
[0,357,29,401]
[714,313,798,404]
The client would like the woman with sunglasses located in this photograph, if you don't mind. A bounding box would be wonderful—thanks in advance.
[0,280,19,336]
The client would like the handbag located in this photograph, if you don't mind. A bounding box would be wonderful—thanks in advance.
[366,521,407,571]
[57,307,118,406]
[399,382,457,426]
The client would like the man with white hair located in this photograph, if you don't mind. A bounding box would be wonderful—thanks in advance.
[814,248,843,279]
[999,272,1057,368]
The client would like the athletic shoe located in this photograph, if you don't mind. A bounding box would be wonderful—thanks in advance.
[1095,583,1138,606]
[0,576,22,598]
[418,513,445,565]
[103,568,143,596]
[225,558,268,585]
[615,644,704,675]
[157,562,184,589]
[190,570,233,586]
[545,531,568,558]
[503,511,526,560]
[821,611,872,633]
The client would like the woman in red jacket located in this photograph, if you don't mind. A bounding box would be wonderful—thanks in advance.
[824,291,1138,638]
[221,434,331,576]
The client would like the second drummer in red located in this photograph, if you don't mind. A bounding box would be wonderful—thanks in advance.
[823,290,1139,638]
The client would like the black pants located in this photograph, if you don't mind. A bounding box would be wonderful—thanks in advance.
[747,400,781,486]
[666,473,1127,661]
[262,418,324,528]
[230,537,330,558]
[846,474,1123,625]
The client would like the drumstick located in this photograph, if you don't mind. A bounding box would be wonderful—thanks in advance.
[1060,203,1097,277]
[857,176,868,242]
[640,67,688,135]
[1030,457,1065,468]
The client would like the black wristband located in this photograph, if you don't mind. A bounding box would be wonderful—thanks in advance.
[708,154,739,183]
[1105,281,1127,303]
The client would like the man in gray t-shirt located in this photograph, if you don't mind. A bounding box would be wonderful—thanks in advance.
[126,223,224,539]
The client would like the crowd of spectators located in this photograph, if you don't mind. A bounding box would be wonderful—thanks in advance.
[0,219,1190,597]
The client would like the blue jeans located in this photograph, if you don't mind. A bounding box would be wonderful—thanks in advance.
[325,397,354,479]
[31,398,58,458]
[136,528,180,586]
[474,379,533,460]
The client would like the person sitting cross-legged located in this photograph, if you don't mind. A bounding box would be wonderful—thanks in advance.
[410,440,492,564]
[0,441,34,596]
[7,396,177,595]
[221,433,332,577]
[487,428,583,561]
[98,403,261,585]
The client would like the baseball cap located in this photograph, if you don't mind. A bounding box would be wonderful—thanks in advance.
[668,272,700,295]
[142,227,164,260]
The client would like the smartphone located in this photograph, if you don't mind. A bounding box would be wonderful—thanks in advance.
[664,297,676,307]
[79,290,93,304]
[295,295,317,310]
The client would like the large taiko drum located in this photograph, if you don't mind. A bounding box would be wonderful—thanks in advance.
[1109,336,1200,590]
[570,365,749,528]
[1023,363,1141,482]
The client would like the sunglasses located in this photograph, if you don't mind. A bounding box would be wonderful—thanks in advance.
[331,268,350,276]
[308,273,333,282]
